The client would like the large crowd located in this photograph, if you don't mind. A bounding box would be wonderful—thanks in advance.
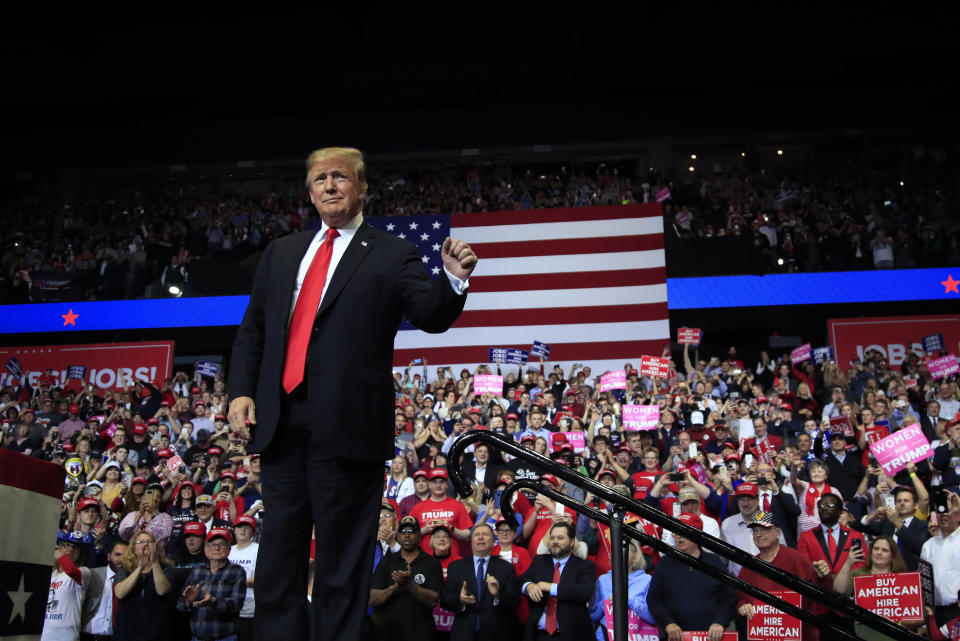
[3,140,959,304]
[3,339,960,640]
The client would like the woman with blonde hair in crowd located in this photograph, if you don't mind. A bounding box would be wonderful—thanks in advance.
[384,454,414,502]
[113,530,176,641]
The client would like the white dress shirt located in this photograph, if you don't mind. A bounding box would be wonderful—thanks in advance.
[921,527,960,606]
[83,565,115,635]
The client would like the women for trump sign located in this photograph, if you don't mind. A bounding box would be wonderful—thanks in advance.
[869,425,934,476]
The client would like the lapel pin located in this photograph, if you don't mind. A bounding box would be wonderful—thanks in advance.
[361,241,368,247]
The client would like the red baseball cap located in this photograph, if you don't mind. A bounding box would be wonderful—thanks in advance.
[233,515,257,531]
[677,512,703,530]
[539,473,559,487]
[62,442,75,452]
[506,413,519,420]
[736,482,759,497]
[520,435,535,444]
[413,470,429,479]
[132,424,147,435]
[77,498,100,512]
[183,521,206,537]
[429,468,449,480]
[131,477,147,486]
[191,386,201,394]
[597,468,618,480]
[724,452,741,462]
[214,414,226,421]
[147,418,160,425]
[220,472,237,481]
[205,527,233,543]
[779,402,793,411]
[157,449,172,459]
[69,404,80,413]
[207,447,223,456]
[194,401,206,408]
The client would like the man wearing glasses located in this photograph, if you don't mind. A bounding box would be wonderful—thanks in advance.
[177,527,246,641]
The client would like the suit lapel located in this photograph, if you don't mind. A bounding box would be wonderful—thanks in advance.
[814,528,830,561]
[835,529,850,567]
[316,222,375,319]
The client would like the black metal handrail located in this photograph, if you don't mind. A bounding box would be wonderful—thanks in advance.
[448,430,923,641]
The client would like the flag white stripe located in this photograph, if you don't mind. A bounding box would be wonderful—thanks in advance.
[452,217,663,242]
[464,284,667,310]
[0,485,61,566]
[395,320,670,349]
[473,250,665,277]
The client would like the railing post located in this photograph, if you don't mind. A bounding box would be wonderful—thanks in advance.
[609,504,628,641]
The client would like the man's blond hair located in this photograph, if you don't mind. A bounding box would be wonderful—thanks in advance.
[304,147,367,191]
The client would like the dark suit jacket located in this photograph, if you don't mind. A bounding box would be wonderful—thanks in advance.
[797,525,866,574]
[460,461,501,491]
[439,555,520,641]
[756,488,801,547]
[518,554,595,641]
[862,515,930,570]
[228,222,466,461]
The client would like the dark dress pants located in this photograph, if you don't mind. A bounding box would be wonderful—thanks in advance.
[254,383,382,641]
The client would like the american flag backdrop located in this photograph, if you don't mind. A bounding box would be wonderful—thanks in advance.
[366,204,669,367]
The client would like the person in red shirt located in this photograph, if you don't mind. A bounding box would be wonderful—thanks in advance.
[213,472,245,524]
[737,511,833,641]
[408,468,473,554]
[521,473,579,555]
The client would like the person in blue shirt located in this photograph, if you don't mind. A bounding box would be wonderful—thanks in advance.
[588,538,655,641]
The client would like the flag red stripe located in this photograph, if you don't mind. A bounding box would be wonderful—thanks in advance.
[394,339,669,367]
[469,234,663,259]
[0,448,67,500]
[469,267,666,293]
[451,203,661,227]
[453,303,668,327]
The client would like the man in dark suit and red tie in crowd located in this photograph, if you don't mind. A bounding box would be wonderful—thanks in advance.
[227,147,477,641]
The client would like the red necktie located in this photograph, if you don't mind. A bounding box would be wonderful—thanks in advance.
[545,561,560,634]
[826,526,837,563]
[282,229,339,393]
[762,492,771,512]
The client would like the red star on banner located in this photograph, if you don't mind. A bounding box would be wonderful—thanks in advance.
[62,309,79,326]
[943,275,960,294]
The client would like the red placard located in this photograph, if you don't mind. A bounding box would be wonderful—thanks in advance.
[684,633,739,641]
[678,327,703,345]
[640,355,671,377]
[828,314,960,368]
[166,454,185,475]
[0,341,174,391]
[853,571,923,622]
[747,590,801,641]
[829,416,854,437]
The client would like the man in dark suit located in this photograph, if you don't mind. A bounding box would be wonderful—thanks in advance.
[755,462,800,547]
[816,431,865,500]
[227,147,477,641]
[518,521,595,641]
[440,523,520,641]
[461,443,501,490]
[861,484,931,570]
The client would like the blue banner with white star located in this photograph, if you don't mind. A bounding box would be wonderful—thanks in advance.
[0,264,957,334]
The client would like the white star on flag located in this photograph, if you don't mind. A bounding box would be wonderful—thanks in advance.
[431,266,441,275]
[420,233,430,241]
[386,223,395,231]
[432,243,441,251]
[6,574,31,625]
[421,255,429,263]
[432,221,442,229]
[409,222,418,230]
[398,233,406,239]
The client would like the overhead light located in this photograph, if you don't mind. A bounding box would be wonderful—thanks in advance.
[777,150,784,156]
[690,154,697,160]
[168,285,182,297]
[777,258,785,266]
[741,152,746,157]
[688,166,695,172]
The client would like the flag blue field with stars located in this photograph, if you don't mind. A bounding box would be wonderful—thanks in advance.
[366,213,450,279]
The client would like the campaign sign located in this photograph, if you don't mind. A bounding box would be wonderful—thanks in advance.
[677,327,703,345]
[566,431,587,453]
[622,405,660,431]
[550,432,571,453]
[829,416,854,438]
[640,355,671,378]
[473,375,504,395]
[790,343,811,365]
[4,356,23,379]
[67,364,87,379]
[870,424,934,476]
[747,590,801,641]
[488,347,529,365]
[531,341,551,359]
[683,633,739,641]
[923,333,945,354]
[926,354,960,380]
[904,376,919,389]
[196,360,219,377]
[598,370,627,392]
[603,599,659,641]
[433,604,454,632]
[165,454,185,475]
[917,559,935,612]
[812,346,834,365]
[854,571,923,621]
